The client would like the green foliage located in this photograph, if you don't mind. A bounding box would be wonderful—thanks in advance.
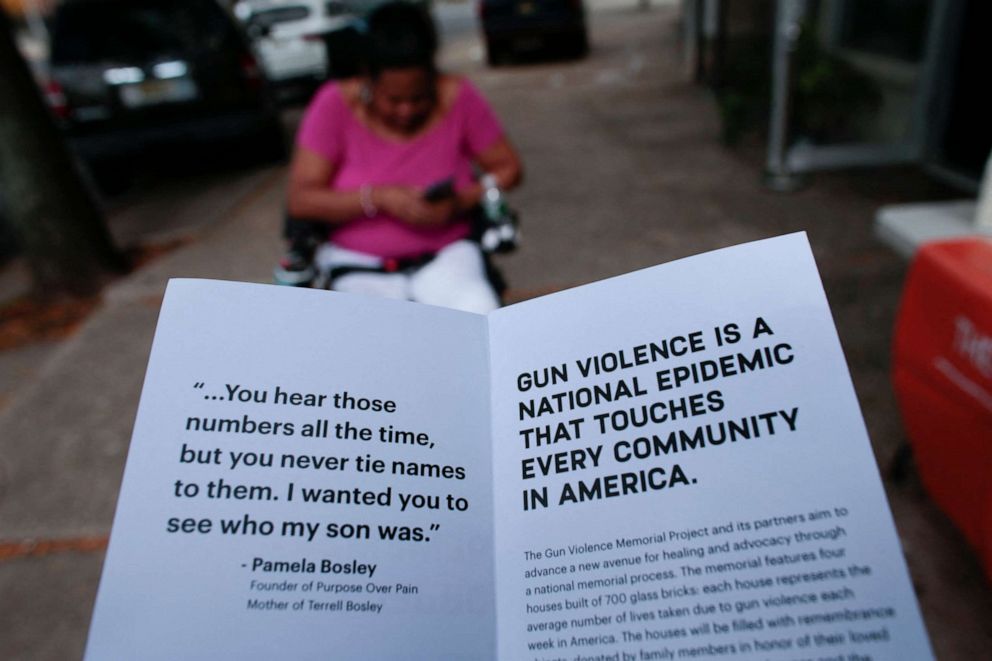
[715,35,771,146]
[791,26,883,142]
[715,23,882,146]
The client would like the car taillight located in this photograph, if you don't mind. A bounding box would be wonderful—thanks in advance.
[44,79,70,119]
[239,51,264,91]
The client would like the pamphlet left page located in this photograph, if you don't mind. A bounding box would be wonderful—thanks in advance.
[85,279,496,660]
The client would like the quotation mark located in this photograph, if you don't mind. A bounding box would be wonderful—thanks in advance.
[430,524,440,532]
[194,382,221,400]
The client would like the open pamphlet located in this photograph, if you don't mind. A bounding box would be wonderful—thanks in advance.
[85,233,933,659]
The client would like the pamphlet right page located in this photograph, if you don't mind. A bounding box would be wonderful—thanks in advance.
[487,233,932,660]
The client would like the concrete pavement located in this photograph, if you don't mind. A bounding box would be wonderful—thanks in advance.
[1,4,990,659]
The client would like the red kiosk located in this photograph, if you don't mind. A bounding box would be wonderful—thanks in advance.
[892,238,992,579]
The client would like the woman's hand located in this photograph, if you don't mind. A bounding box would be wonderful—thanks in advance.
[375,186,456,227]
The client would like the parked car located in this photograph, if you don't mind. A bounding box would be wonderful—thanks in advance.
[44,0,286,184]
[478,0,588,65]
[237,0,362,93]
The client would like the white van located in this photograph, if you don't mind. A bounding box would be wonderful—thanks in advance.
[236,0,360,90]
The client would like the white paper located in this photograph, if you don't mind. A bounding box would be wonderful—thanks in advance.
[488,233,932,659]
[85,282,496,660]
[86,234,932,660]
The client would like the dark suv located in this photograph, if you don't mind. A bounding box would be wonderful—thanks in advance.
[479,0,588,65]
[46,0,285,175]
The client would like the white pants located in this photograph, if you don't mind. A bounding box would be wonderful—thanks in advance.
[314,239,501,314]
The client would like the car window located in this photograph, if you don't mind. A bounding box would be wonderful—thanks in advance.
[51,0,234,64]
[249,6,311,29]
[325,1,350,16]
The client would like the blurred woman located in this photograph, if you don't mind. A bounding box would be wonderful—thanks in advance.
[287,1,522,313]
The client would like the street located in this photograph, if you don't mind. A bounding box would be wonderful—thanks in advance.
[1,1,991,658]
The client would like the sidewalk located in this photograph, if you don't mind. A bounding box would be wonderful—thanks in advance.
[1,4,990,659]
[0,160,290,658]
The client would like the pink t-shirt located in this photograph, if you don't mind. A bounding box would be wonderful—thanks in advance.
[296,78,505,258]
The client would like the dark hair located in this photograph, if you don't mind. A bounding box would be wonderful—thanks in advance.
[364,1,438,78]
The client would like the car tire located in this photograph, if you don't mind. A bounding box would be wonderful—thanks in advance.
[568,29,589,59]
[485,38,506,67]
[87,159,133,196]
[253,119,289,165]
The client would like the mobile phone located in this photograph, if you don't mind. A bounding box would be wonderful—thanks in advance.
[423,177,455,202]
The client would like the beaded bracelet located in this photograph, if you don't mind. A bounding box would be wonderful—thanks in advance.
[359,184,377,218]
